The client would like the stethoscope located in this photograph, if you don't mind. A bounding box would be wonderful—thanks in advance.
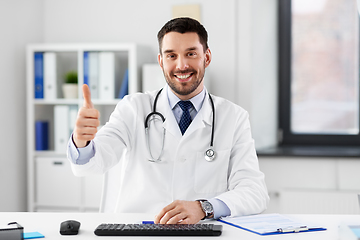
[145,88,216,163]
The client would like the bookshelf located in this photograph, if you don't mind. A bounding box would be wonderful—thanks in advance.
[26,43,149,212]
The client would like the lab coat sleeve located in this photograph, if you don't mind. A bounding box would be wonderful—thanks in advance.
[215,111,270,217]
[68,95,138,177]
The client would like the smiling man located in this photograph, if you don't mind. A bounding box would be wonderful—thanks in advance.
[67,17,269,224]
[158,30,210,100]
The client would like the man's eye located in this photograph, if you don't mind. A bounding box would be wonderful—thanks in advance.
[167,54,176,59]
[188,52,196,57]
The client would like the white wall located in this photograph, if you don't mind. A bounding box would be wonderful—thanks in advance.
[0,0,43,211]
[0,0,277,211]
[42,0,238,102]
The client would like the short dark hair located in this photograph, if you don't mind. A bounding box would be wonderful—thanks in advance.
[157,17,209,54]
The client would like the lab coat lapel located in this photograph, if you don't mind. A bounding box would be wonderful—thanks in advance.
[157,87,182,139]
[183,93,213,137]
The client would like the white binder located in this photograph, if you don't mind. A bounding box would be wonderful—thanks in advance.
[54,105,69,153]
[99,52,115,100]
[44,52,57,99]
[68,105,78,136]
[89,52,99,99]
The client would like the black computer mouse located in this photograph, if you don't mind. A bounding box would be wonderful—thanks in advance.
[60,220,81,235]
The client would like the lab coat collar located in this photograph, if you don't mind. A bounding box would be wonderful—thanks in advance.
[158,85,213,139]
[167,86,206,113]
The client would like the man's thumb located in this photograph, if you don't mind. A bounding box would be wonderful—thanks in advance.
[82,84,93,108]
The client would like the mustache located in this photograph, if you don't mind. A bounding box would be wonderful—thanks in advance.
[172,69,197,75]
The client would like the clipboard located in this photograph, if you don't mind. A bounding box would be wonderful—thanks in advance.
[218,213,327,235]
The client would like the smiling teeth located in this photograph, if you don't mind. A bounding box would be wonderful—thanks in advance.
[176,74,191,79]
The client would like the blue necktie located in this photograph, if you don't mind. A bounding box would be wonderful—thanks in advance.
[178,101,193,135]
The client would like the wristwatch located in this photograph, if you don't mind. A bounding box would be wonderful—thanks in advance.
[197,200,214,220]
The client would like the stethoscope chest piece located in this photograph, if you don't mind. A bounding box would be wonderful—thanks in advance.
[205,148,216,162]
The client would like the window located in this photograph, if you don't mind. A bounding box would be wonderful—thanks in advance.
[279,0,360,146]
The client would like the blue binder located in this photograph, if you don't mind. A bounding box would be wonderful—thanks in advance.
[83,52,89,85]
[35,121,48,151]
[34,52,44,99]
[118,69,129,99]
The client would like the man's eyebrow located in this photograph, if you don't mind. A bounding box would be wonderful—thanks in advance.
[163,49,175,54]
[186,47,198,51]
[163,47,199,54]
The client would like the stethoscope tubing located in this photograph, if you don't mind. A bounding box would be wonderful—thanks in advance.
[208,92,215,148]
[145,88,215,162]
[144,89,165,128]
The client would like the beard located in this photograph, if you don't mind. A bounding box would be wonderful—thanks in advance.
[162,63,206,97]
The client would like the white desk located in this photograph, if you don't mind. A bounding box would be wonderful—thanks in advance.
[1,212,359,239]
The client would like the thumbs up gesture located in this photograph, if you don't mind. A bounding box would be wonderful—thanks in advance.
[73,84,100,148]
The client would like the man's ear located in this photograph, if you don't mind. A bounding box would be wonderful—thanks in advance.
[204,48,212,68]
[158,53,163,70]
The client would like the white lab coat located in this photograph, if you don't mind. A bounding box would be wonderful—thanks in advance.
[69,86,269,217]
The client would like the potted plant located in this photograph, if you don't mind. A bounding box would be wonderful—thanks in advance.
[62,71,78,99]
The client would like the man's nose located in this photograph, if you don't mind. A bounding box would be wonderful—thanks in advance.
[176,56,189,70]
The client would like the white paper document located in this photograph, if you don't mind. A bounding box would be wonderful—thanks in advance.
[219,213,326,235]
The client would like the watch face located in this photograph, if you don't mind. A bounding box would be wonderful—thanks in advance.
[198,200,214,219]
[203,201,213,212]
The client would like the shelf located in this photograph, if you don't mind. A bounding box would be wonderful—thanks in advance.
[34,99,79,105]
[34,150,66,158]
[33,98,122,105]
[26,43,146,212]
[257,145,360,158]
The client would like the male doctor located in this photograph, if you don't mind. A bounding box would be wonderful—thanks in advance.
[67,17,269,224]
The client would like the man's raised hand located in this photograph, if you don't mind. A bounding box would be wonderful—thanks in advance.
[73,84,100,148]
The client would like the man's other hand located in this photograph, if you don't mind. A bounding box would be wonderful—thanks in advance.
[154,200,205,224]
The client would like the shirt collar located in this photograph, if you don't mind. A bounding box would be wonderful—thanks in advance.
[167,85,206,112]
